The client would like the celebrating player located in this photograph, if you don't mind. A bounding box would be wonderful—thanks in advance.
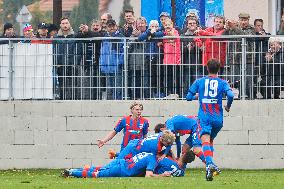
[186,59,234,181]
[97,102,149,152]
[154,115,205,163]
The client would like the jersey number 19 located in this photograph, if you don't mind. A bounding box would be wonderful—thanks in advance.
[204,79,218,97]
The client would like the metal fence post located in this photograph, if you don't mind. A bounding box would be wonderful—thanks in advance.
[241,37,247,100]
[123,38,128,100]
[8,40,14,100]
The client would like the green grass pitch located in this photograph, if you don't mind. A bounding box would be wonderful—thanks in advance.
[0,169,283,189]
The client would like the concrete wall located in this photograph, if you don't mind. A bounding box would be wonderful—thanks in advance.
[0,100,283,170]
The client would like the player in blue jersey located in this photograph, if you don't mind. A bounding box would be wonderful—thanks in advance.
[97,102,149,152]
[155,149,195,177]
[109,130,176,160]
[62,149,195,178]
[186,59,234,181]
[154,115,205,163]
[62,152,171,178]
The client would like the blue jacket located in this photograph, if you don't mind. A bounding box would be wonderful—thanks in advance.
[137,29,163,58]
[99,31,124,74]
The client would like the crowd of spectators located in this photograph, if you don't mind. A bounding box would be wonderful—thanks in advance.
[1,9,283,100]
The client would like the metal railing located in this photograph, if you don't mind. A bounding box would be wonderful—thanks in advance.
[0,36,283,100]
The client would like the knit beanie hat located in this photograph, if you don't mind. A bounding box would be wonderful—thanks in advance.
[3,23,13,34]
[23,23,33,32]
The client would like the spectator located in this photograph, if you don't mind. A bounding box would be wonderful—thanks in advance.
[99,19,124,100]
[181,11,200,33]
[32,22,52,44]
[22,23,35,40]
[0,23,17,44]
[100,12,112,32]
[128,17,150,99]
[161,19,181,97]
[197,15,227,75]
[54,17,77,100]
[254,19,270,67]
[36,22,49,38]
[138,20,164,98]
[121,9,137,37]
[261,37,284,99]
[224,13,255,98]
[2,23,16,38]
[277,14,284,35]
[181,18,202,95]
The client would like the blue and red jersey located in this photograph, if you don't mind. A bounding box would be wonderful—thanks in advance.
[186,76,234,120]
[165,114,198,135]
[154,157,185,177]
[114,115,149,151]
[97,152,157,177]
[117,133,171,159]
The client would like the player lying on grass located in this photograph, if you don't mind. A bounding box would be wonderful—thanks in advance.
[154,114,205,163]
[62,149,195,178]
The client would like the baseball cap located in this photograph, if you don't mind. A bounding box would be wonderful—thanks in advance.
[238,13,250,19]
[38,22,48,29]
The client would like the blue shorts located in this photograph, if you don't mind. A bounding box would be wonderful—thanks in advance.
[199,117,223,139]
[185,132,202,148]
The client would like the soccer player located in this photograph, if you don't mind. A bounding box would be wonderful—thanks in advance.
[186,59,234,181]
[155,149,196,177]
[154,115,205,163]
[62,149,195,178]
[97,102,149,152]
[63,152,170,178]
[110,130,176,160]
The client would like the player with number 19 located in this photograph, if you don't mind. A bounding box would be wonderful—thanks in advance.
[186,59,234,181]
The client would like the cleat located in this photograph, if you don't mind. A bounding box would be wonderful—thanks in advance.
[213,165,221,176]
[61,169,70,178]
[205,165,215,181]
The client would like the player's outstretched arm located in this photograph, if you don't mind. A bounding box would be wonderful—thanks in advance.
[97,130,117,148]
[145,171,171,177]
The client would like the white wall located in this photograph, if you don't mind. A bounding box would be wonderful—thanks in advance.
[0,100,283,169]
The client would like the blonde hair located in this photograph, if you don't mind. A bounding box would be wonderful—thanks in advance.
[160,130,176,145]
[130,101,143,110]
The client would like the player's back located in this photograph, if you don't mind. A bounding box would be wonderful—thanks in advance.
[154,157,185,177]
[121,152,157,177]
[166,115,198,134]
[192,76,230,119]
[137,133,162,154]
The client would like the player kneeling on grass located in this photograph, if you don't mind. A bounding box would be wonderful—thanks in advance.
[62,149,195,178]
